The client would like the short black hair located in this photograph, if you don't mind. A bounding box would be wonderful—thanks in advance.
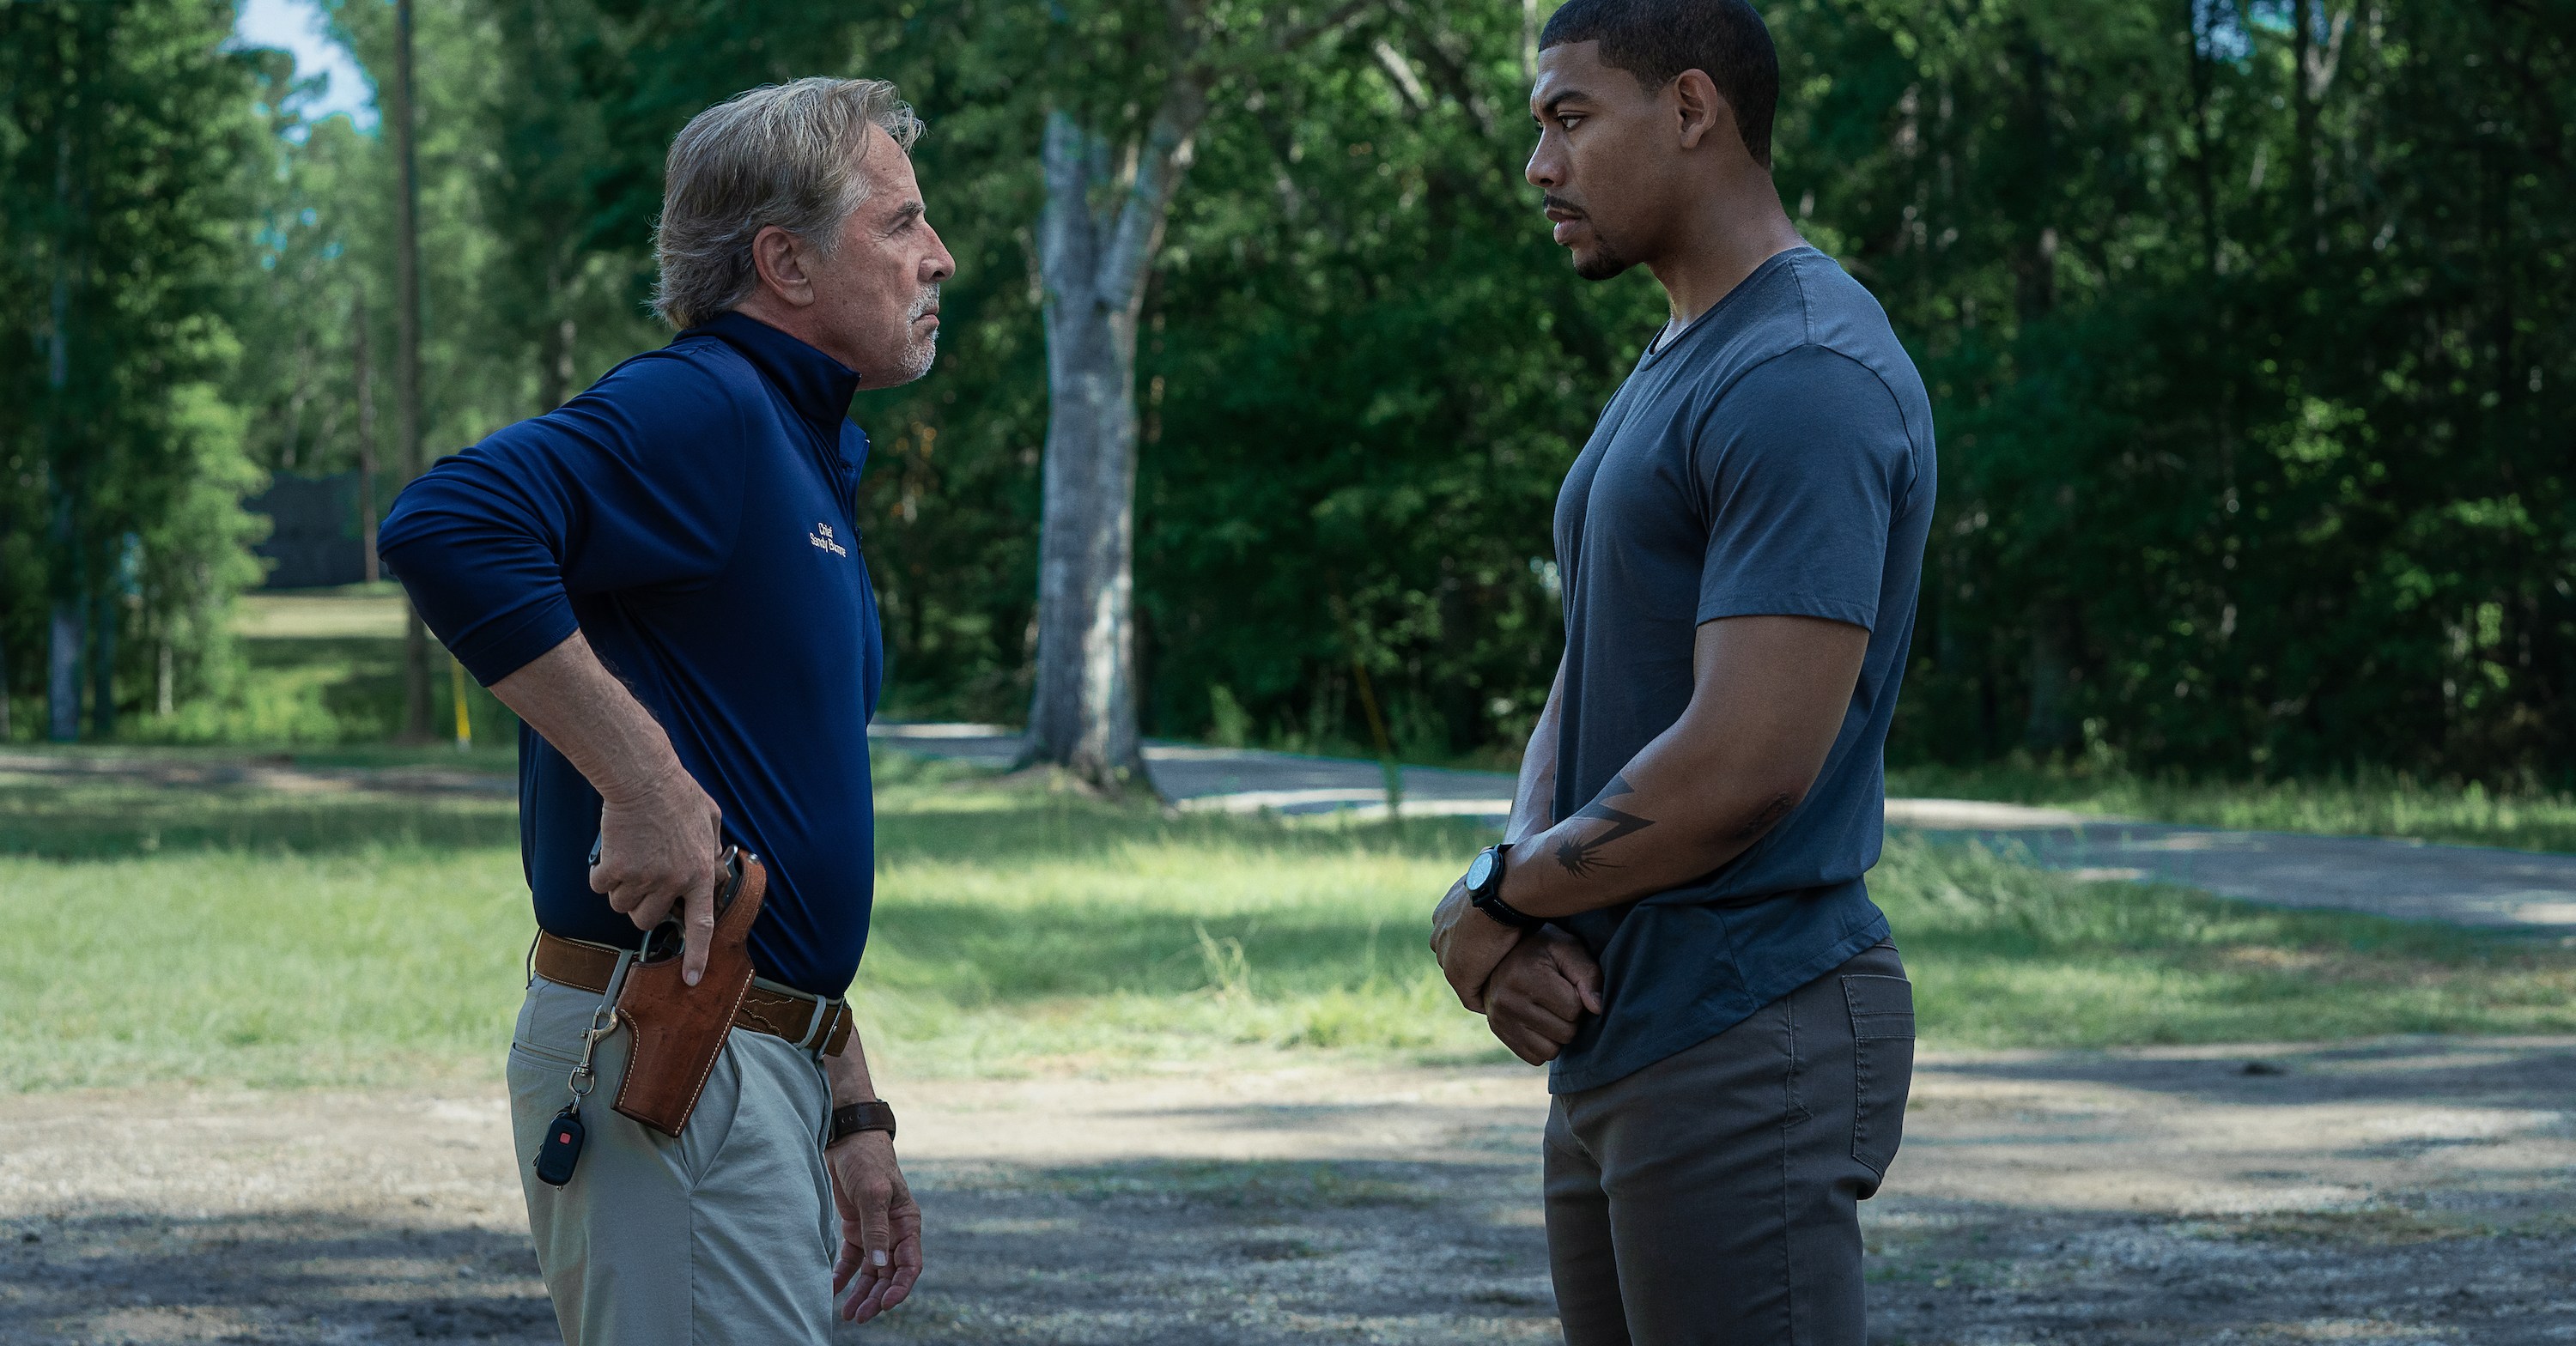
[1538,0,1779,168]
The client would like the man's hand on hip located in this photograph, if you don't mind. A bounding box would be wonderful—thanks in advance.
[1485,929,1604,1065]
[828,1131,922,1323]
[589,767,724,984]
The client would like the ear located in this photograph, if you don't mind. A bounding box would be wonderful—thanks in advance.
[750,224,817,309]
[1672,69,1730,154]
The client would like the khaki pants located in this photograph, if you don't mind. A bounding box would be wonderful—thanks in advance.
[1543,942,1914,1345]
[507,974,838,1346]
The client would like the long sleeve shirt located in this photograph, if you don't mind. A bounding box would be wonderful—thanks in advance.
[379,312,885,997]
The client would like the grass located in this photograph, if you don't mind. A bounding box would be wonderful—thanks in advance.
[94,585,522,753]
[7,746,2576,1094]
[1886,761,2576,854]
[1875,831,2576,1046]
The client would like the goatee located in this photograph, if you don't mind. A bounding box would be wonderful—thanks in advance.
[1574,243,1634,282]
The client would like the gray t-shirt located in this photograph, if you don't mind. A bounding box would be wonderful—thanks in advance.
[1546,246,1936,1094]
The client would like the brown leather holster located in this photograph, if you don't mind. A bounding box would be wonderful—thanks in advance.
[612,852,768,1137]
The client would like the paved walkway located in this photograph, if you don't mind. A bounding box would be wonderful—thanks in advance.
[870,722,2576,931]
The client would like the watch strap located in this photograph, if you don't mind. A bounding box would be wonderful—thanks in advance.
[1473,888,1547,931]
[829,1100,897,1146]
[1467,845,1547,931]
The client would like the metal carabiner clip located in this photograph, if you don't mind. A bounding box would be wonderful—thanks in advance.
[537,927,647,1189]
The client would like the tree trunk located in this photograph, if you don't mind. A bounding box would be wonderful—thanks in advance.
[2293,0,2318,251]
[46,595,81,743]
[1026,82,1208,790]
[88,579,116,739]
[46,492,80,743]
[2023,603,2083,755]
[392,0,435,741]
[538,308,577,412]
[45,124,81,744]
[354,288,380,583]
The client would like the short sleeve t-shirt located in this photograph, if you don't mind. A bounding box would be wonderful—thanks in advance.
[1546,247,1936,1094]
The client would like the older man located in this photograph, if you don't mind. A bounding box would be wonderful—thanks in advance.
[380,78,952,1343]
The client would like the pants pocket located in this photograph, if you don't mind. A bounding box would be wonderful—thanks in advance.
[509,1037,584,1070]
[1843,973,1915,1179]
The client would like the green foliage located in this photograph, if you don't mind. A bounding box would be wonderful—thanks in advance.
[17,0,2571,787]
[0,0,275,738]
[9,750,2575,1091]
[865,0,2576,782]
[1770,1,2576,779]
[842,3,1660,742]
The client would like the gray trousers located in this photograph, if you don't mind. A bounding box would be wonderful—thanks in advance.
[1543,942,1913,1346]
[506,974,839,1346]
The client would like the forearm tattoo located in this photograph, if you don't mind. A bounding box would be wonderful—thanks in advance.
[1552,773,1654,876]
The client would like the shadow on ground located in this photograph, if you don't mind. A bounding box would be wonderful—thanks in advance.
[864,1156,1556,1344]
[1863,1196,2576,1344]
[1923,1034,2576,1109]
[0,1211,554,1343]
[0,1157,1557,1346]
[7,1073,2576,1344]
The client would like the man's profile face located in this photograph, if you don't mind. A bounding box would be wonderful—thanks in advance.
[1527,41,1673,282]
[807,125,956,388]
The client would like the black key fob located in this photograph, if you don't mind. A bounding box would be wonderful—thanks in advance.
[535,1105,586,1187]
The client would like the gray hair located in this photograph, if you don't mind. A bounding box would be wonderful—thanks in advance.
[651,77,923,330]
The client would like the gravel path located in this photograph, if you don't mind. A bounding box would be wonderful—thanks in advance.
[872,723,2576,931]
[8,1040,2573,1343]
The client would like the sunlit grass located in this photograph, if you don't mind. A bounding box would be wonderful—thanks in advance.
[1888,761,2576,854]
[233,585,413,639]
[1874,834,2576,1046]
[6,749,2573,1093]
[110,586,519,749]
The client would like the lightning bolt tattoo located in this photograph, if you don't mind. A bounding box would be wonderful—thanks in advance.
[1552,773,1655,877]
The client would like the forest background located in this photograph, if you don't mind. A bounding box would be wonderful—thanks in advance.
[1,0,2570,785]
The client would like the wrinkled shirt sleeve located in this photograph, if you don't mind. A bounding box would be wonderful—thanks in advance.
[1692,344,1914,634]
[376,352,749,686]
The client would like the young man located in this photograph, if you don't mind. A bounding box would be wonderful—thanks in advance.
[1427,2,1935,1341]
[379,79,954,1343]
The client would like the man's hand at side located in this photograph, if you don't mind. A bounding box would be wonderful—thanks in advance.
[827,1131,922,1323]
[823,1029,919,1323]
[1485,930,1604,1065]
[1431,877,1523,1013]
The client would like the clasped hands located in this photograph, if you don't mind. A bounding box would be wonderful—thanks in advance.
[1429,878,1603,1065]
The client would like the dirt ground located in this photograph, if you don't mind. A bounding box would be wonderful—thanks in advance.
[4,1039,2573,1345]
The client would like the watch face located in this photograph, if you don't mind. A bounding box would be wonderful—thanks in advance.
[1464,848,1498,892]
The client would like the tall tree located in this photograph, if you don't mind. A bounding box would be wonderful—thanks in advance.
[0,0,267,743]
[1026,0,1370,788]
[388,0,434,740]
[322,0,2574,786]
[45,111,81,742]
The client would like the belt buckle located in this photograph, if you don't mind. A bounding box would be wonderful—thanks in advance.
[790,992,832,1052]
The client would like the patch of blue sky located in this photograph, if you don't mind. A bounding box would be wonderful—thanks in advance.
[228,0,377,132]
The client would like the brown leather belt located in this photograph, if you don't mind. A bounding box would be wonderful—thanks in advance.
[533,930,854,1058]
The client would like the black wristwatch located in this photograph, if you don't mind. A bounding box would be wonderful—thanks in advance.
[1463,844,1546,931]
[829,1100,897,1147]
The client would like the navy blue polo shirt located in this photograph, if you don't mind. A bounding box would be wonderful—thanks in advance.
[379,312,885,997]
[1548,248,1935,1094]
